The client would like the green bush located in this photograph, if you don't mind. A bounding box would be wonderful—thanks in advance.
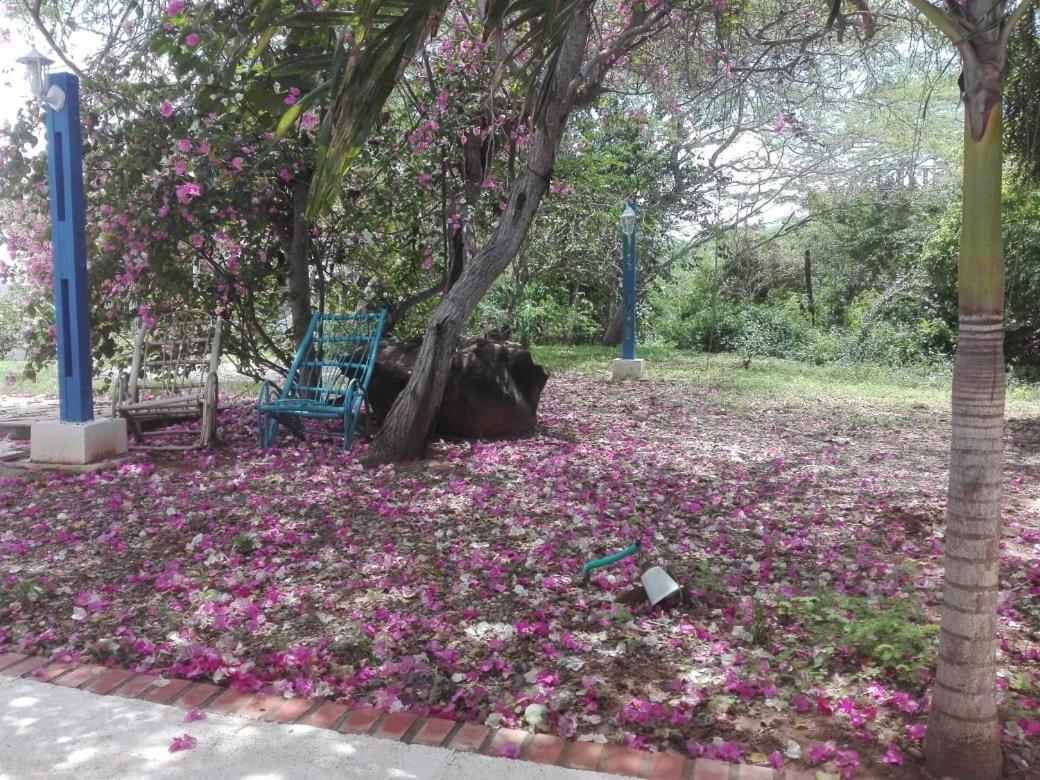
[0,288,27,360]
[651,265,746,350]
[775,592,938,687]
[478,281,603,345]
[734,298,813,367]
[835,290,955,367]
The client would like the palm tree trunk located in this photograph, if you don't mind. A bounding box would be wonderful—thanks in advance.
[364,4,592,463]
[925,92,1005,780]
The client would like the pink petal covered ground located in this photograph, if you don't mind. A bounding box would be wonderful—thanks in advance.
[1,372,1037,777]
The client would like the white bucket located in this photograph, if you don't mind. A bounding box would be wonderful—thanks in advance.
[640,566,681,607]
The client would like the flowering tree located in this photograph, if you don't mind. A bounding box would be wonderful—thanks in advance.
[265,0,864,462]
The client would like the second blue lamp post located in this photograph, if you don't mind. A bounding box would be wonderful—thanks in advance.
[610,202,645,380]
[619,203,638,361]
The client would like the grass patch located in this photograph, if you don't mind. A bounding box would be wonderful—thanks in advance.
[532,345,1040,415]
[0,360,60,397]
[0,359,258,403]
[9,346,1040,419]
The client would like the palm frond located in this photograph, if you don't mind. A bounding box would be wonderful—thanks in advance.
[307,0,448,217]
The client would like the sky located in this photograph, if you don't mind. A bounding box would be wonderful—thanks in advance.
[0,29,39,128]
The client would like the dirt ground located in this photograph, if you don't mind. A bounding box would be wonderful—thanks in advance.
[1,370,1037,778]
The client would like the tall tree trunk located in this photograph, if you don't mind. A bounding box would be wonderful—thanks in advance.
[364,4,592,464]
[925,79,1005,780]
[287,176,313,347]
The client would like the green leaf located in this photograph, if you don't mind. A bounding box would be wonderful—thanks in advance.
[275,81,331,137]
[277,11,359,27]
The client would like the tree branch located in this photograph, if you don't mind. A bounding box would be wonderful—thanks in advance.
[903,0,971,48]
[1000,0,1038,47]
[20,0,86,77]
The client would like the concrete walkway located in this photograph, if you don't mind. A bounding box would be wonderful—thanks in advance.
[0,676,616,780]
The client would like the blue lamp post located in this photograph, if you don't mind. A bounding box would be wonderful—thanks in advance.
[611,202,645,380]
[19,47,125,465]
[17,49,94,423]
[620,203,638,360]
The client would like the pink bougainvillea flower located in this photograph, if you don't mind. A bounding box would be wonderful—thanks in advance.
[498,744,520,759]
[882,744,904,765]
[888,691,920,713]
[807,741,836,764]
[175,182,202,203]
[74,590,109,614]
[50,648,82,664]
[710,740,742,762]
[834,749,860,778]
[685,740,704,757]
[906,723,927,741]
[159,100,174,118]
[230,157,244,171]
[176,138,192,153]
[1020,718,1040,738]
[767,751,784,769]
[791,693,812,713]
[184,708,206,723]
[169,734,197,752]
[166,0,185,15]
[185,32,200,47]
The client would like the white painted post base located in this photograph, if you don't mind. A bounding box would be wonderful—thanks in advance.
[611,358,646,381]
[30,418,128,465]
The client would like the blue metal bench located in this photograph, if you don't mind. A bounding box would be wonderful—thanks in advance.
[258,310,387,450]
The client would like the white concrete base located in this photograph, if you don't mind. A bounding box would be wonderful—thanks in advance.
[30,418,128,465]
[611,358,646,381]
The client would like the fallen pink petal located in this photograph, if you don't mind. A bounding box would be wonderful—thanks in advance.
[168,734,197,753]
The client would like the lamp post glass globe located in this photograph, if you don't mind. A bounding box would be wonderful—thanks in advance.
[17,46,65,111]
[620,204,637,236]
[16,46,53,98]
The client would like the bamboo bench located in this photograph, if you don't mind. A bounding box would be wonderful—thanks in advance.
[111,311,223,449]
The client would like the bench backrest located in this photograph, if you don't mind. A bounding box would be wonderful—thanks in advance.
[127,311,223,403]
[281,310,386,405]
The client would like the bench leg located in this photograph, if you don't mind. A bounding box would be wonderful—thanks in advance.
[128,416,145,444]
[344,394,365,450]
[258,411,278,449]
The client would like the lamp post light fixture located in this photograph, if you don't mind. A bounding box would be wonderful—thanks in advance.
[16,47,65,110]
[18,45,127,464]
[611,201,646,381]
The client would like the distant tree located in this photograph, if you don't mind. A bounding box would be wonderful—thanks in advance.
[1005,4,1040,178]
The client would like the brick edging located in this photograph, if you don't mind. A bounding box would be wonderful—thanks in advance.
[0,652,823,779]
